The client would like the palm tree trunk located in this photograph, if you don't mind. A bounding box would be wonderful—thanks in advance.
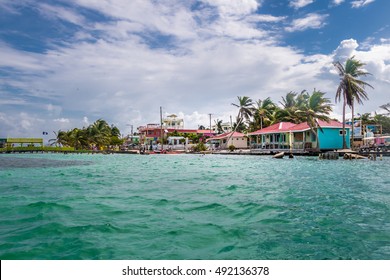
[260,117,263,130]
[351,100,354,149]
[342,99,347,149]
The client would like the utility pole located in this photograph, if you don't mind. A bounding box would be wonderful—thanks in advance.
[160,106,164,150]
[208,113,212,136]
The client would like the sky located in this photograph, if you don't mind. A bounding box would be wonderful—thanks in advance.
[0,0,389,140]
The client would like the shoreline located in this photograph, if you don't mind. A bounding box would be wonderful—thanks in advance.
[1,148,389,157]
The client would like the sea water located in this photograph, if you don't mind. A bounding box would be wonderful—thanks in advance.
[0,153,389,260]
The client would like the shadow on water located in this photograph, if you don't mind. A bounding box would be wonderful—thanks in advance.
[0,156,92,169]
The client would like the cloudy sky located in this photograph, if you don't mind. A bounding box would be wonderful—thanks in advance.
[0,0,389,140]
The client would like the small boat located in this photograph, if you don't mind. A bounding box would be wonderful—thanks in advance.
[273,151,285,159]
[343,153,367,160]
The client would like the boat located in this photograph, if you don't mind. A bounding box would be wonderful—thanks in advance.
[343,153,367,160]
[273,151,285,159]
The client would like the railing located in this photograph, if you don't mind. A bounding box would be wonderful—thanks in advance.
[250,142,292,150]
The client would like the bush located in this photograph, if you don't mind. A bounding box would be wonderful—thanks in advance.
[228,145,236,151]
[192,142,207,152]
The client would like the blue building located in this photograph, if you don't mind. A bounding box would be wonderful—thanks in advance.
[249,120,351,151]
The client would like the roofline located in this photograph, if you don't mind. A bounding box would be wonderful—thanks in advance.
[249,126,351,135]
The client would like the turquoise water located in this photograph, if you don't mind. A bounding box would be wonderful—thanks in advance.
[0,153,389,260]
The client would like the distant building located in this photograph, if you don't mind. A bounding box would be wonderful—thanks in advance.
[0,138,44,149]
[212,122,232,133]
[162,114,184,129]
[137,114,215,144]
[206,131,248,149]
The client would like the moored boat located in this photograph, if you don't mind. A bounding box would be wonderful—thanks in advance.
[273,151,285,159]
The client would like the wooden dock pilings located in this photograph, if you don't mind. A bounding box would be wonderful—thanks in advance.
[319,151,339,160]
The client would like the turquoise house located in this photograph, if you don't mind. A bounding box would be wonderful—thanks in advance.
[290,120,351,150]
[249,120,351,151]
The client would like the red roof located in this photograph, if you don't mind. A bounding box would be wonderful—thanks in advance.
[289,120,350,132]
[248,122,296,135]
[248,120,349,135]
[207,131,245,141]
[197,129,216,135]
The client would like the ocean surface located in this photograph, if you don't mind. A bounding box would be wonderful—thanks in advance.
[0,153,389,260]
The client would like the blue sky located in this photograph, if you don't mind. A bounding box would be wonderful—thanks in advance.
[0,0,389,139]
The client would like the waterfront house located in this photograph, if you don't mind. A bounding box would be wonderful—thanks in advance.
[137,114,216,146]
[206,131,248,149]
[249,120,350,152]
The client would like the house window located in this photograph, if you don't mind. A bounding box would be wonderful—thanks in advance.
[339,130,346,136]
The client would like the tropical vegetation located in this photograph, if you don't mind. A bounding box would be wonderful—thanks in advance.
[224,56,381,147]
[230,89,332,134]
[333,56,373,148]
[49,119,123,150]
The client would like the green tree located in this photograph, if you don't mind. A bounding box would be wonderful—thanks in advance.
[231,96,254,132]
[380,102,390,115]
[69,128,88,150]
[49,130,70,147]
[296,89,332,148]
[334,56,373,148]
[214,119,224,134]
[278,91,308,123]
[87,119,112,149]
[251,97,276,130]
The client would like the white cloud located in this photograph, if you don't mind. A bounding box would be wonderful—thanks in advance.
[351,0,375,8]
[289,0,314,9]
[247,14,287,23]
[0,98,27,106]
[83,117,89,126]
[200,0,260,17]
[38,3,86,26]
[333,38,359,62]
[53,118,70,123]
[380,38,390,44]
[285,13,328,32]
[0,112,46,138]
[0,43,47,71]
[332,0,345,6]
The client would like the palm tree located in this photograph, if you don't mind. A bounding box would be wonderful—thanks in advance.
[49,130,69,147]
[278,91,309,124]
[87,119,111,149]
[334,56,373,148]
[380,102,390,115]
[296,89,332,149]
[69,128,88,150]
[251,97,276,130]
[110,125,121,138]
[231,96,254,131]
[214,119,224,134]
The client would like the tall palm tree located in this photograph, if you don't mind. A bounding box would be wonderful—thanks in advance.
[334,56,373,148]
[231,96,254,132]
[251,97,276,130]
